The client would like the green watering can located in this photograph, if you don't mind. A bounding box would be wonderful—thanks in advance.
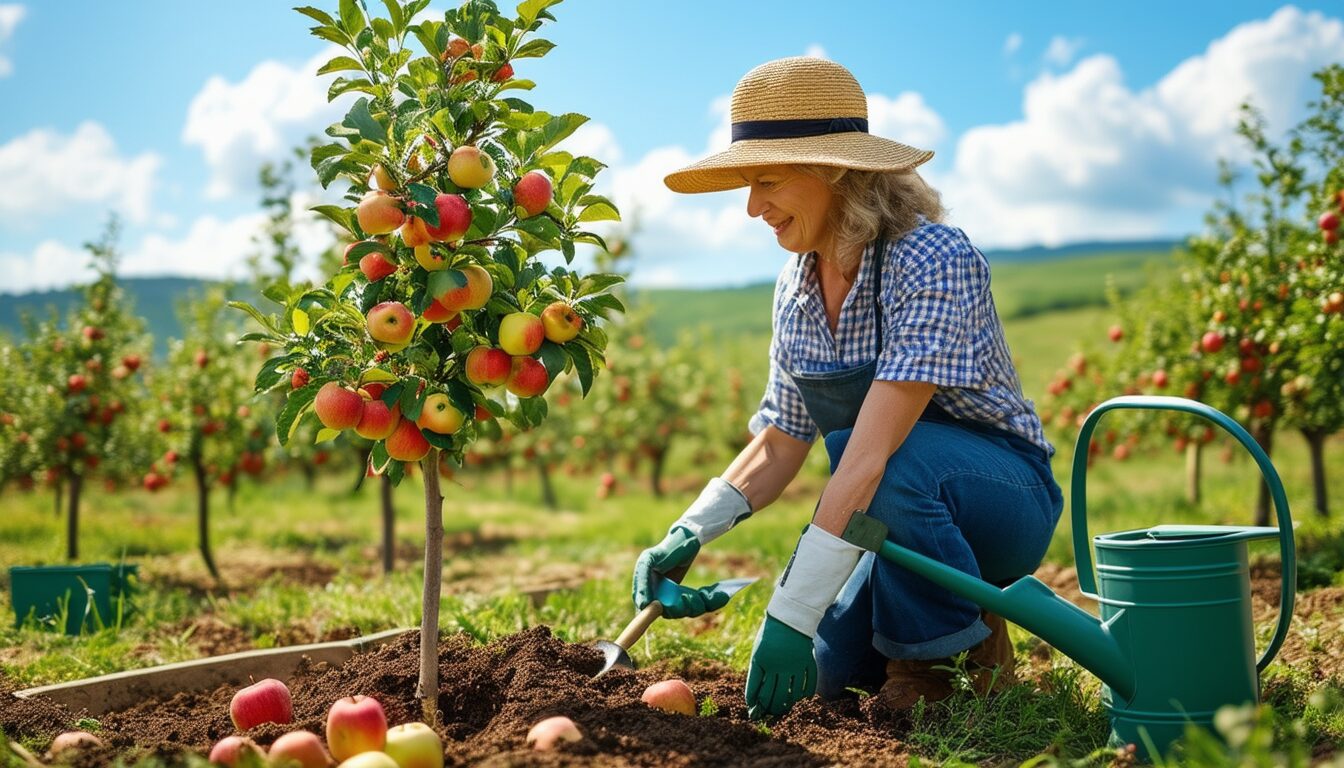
[841,395,1295,759]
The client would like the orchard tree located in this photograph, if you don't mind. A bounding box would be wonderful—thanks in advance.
[16,219,151,559]
[148,288,265,581]
[234,0,622,722]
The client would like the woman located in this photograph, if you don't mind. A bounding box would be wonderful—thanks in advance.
[631,56,1063,720]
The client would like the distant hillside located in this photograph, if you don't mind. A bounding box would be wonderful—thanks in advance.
[0,240,1181,352]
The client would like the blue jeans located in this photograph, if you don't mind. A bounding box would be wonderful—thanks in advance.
[813,420,1064,700]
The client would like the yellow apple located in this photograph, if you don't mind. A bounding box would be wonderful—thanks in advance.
[540,301,583,343]
[417,393,464,434]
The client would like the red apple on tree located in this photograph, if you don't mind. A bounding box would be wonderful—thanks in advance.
[513,171,552,218]
[540,301,583,343]
[447,145,495,189]
[499,312,544,355]
[416,393,464,435]
[367,302,417,350]
[465,346,511,387]
[1107,325,1123,342]
[360,252,398,282]
[506,356,549,398]
[357,191,405,235]
[385,418,431,462]
[423,193,472,242]
[1200,331,1225,354]
[315,382,364,430]
[356,392,401,440]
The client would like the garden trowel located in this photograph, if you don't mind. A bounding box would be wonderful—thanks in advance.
[594,574,757,677]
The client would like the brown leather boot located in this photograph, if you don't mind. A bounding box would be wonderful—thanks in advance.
[875,612,1017,711]
[966,611,1017,694]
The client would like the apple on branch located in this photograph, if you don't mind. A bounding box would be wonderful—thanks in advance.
[540,302,583,343]
[367,302,416,351]
[447,146,495,189]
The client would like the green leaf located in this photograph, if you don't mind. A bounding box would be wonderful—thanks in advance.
[513,215,562,242]
[310,205,356,235]
[575,292,624,317]
[329,77,379,101]
[315,427,342,444]
[537,342,566,383]
[513,38,555,59]
[346,240,392,263]
[253,353,302,393]
[343,98,388,144]
[400,377,428,421]
[311,26,353,46]
[317,55,365,75]
[294,6,337,27]
[338,0,367,37]
[411,20,444,60]
[407,182,438,206]
[566,344,594,395]
[576,272,625,297]
[371,441,392,474]
[292,308,311,335]
[573,230,610,252]
[277,383,322,446]
[386,458,406,485]
[577,195,620,223]
[381,0,406,33]
[517,0,563,26]
[423,430,456,450]
[533,113,588,157]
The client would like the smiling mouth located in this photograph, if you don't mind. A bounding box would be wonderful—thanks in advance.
[772,218,793,235]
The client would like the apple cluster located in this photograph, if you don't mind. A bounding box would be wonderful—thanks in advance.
[209,685,445,768]
[1318,189,1343,246]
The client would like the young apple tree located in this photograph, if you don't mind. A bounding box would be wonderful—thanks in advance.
[234,0,622,723]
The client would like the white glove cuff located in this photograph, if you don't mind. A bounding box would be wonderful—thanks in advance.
[766,524,864,637]
[673,477,752,545]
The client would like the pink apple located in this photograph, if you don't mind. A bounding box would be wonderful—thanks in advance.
[525,716,582,751]
[45,731,103,760]
[209,736,266,767]
[423,193,472,242]
[356,191,405,235]
[366,302,416,350]
[231,678,293,731]
[641,679,696,715]
[383,722,443,768]
[268,731,333,768]
[512,171,553,218]
[498,312,544,356]
[506,356,549,398]
[360,252,397,282]
[326,695,387,762]
[465,346,511,387]
[384,418,431,463]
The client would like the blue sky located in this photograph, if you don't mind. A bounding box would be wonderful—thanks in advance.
[0,1,1341,294]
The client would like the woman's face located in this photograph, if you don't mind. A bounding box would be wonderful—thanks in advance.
[742,165,835,255]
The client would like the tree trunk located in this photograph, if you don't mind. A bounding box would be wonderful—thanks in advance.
[66,471,81,561]
[1302,428,1330,517]
[381,474,396,574]
[194,459,220,582]
[537,458,557,510]
[417,451,444,725]
[1185,441,1202,505]
[301,461,316,491]
[1251,423,1274,527]
[650,449,668,498]
[54,474,64,519]
[503,463,513,495]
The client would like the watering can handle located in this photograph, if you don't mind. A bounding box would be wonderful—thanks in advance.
[1070,395,1295,673]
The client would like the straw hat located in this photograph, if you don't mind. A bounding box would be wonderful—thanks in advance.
[664,57,934,194]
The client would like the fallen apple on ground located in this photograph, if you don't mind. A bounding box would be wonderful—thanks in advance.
[45,731,103,760]
[209,736,266,767]
[641,679,696,715]
[525,716,582,751]
[335,753,399,768]
[230,678,293,731]
[383,721,443,768]
[267,730,333,768]
[326,695,387,762]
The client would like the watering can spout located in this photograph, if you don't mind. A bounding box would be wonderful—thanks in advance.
[841,515,1135,702]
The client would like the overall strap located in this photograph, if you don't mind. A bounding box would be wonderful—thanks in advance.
[871,238,887,354]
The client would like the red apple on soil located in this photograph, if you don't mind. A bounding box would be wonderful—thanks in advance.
[385,419,431,462]
[525,717,582,751]
[357,191,405,235]
[326,695,388,762]
[513,171,552,218]
[231,678,293,731]
[367,302,416,350]
[447,146,495,189]
[315,383,364,430]
[383,722,443,768]
[540,301,583,343]
[209,736,266,767]
[499,312,544,355]
[360,252,397,282]
[416,394,464,435]
[506,356,549,398]
[45,731,103,759]
[267,730,332,768]
[641,679,696,715]
[423,193,472,242]
[356,393,400,441]
[465,346,511,387]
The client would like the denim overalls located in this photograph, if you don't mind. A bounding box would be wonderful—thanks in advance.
[786,239,1064,699]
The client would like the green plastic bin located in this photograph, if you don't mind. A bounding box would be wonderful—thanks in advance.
[9,563,138,635]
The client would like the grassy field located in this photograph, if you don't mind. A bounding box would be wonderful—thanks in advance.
[4,250,1343,764]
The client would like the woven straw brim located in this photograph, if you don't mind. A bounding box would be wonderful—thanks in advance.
[664,133,934,194]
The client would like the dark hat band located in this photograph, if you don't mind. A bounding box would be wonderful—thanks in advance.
[730,117,869,143]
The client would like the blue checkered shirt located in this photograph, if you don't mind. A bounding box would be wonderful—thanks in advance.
[747,220,1054,457]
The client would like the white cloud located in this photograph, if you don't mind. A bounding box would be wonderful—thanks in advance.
[0,240,94,294]
[1003,33,1022,56]
[0,121,161,228]
[937,6,1344,249]
[868,92,947,151]
[803,44,829,60]
[0,4,23,78]
[1043,35,1085,67]
[182,46,346,200]
[559,121,622,165]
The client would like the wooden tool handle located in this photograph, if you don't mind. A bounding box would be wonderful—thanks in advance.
[615,600,663,650]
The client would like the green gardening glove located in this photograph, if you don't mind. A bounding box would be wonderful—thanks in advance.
[631,526,730,619]
[745,613,817,719]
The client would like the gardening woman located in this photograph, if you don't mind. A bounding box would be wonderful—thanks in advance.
[631,56,1064,719]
